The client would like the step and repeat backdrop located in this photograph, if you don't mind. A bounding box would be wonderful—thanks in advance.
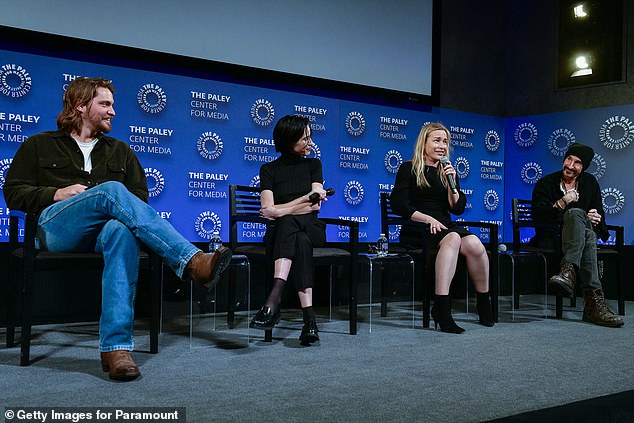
[0,48,506,245]
[505,106,632,245]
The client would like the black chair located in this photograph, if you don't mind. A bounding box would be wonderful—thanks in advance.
[505,198,553,314]
[229,185,359,341]
[380,192,499,328]
[6,211,162,366]
[510,198,624,318]
[378,192,430,321]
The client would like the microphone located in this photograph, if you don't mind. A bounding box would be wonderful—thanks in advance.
[440,156,458,195]
[498,243,507,254]
[309,188,335,204]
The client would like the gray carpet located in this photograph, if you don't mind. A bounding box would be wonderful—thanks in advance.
[1,296,633,423]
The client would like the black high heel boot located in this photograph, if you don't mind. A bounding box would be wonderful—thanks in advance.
[476,292,495,327]
[431,295,465,334]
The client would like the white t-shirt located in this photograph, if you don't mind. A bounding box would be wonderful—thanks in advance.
[74,137,99,173]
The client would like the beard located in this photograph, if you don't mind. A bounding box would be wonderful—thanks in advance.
[97,118,112,134]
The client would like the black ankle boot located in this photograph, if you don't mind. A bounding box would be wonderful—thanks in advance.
[476,292,495,327]
[431,295,465,334]
[299,319,320,345]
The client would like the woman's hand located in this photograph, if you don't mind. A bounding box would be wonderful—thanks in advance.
[440,160,456,180]
[306,187,327,203]
[259,205,280,220]
[427,217,447,235]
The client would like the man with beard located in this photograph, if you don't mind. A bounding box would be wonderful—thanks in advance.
[532,142,622,327]
[3,77,233,380]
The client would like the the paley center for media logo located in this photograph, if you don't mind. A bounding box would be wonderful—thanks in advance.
[195,211,223,239]
[0,63,32,97]
[137,83,167,114]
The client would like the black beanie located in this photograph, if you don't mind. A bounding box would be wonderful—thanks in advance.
[564,143,594,171]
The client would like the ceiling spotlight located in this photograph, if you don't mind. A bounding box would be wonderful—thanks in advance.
[575,56,590,68]
[571,55,592,77]
[573,4,588,18]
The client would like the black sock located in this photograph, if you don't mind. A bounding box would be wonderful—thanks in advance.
[302,306,315,323]
[264,278,285,310]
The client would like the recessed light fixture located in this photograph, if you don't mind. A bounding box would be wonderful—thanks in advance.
[571,55,593,77]
[573,3,588,18]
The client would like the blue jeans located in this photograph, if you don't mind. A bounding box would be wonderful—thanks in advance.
[37,181,201,352]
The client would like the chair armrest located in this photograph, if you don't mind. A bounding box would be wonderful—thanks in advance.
[8,210,25,246]
[318,217,359,252]
[229,214,270,225]
[518,221,561,232]
[9,210,37,250]
[458,221,499,251]
[228,214,270,250]
[319,217,358,230]
[512,220,561,252]
[606,224,624,248]
[388,218,430,230]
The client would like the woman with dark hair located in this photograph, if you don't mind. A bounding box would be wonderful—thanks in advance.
[390,122,494,333]
[249,115,327,345]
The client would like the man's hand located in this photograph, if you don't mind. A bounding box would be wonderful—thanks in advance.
[555,190,579,209]
[587,208,602,226]
[562,190,579,205]
[53,184,88,202]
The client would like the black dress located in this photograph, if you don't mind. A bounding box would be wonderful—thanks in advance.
[390,160,472,248]
[260,154,326,289]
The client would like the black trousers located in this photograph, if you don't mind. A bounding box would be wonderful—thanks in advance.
[265,213,326,290]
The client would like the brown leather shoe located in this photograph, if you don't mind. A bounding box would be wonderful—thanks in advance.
[186,247,233,292]
[548,261,576,298]
[100,350,140,381]
[582,288,624,328]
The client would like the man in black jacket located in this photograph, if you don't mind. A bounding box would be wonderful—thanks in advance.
[3,77,233,380]
[532,143,622,327]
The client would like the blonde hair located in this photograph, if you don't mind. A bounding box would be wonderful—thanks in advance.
[411,122,452,189]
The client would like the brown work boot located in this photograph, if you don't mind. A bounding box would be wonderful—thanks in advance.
[100,350,140,381]
[186,247,233,292]
[582,288,624,328]
[548,261,576,298]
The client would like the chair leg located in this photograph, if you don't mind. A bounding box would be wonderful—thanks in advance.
[149,255,162,354]
[226,270,237,329]
[349,262,358,335]
[616,259,624,316]
[490,253,499,323]
[421,258,432,328]
[6,264,18,348]
[422,298,431,328]
[555,296,563,319]
[20,273,33,366]
[380,264,388,317]
[510,256,520,310]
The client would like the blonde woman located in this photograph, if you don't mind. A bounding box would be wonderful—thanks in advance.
[390,122,493,333]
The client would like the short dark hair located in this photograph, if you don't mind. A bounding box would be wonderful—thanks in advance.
[273,115,309,155]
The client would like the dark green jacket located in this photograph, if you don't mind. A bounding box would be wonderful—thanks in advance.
[3,130,148,214]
